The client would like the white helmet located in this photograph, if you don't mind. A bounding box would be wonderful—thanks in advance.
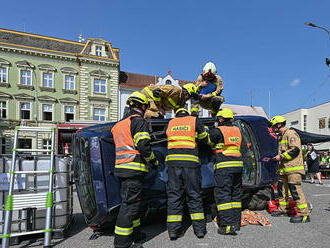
[202,62,217,76]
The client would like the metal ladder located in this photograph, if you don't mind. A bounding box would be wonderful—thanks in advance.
[1,126,56,248]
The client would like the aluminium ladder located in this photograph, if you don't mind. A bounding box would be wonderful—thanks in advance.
[1,126,56,248]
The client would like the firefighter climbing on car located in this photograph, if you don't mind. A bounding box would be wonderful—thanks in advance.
[209,108,243,235]
[191,62,225,117]
[269,115,311,223]
[141,83,199,119]
[165,108,212,240]
[111,91,159,248]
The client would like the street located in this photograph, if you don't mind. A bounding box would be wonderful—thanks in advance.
[12,180,330,248]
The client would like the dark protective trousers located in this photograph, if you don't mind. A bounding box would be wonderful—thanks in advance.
[214,168,242,226]
[114,176,144,248]
[167,166,206,236]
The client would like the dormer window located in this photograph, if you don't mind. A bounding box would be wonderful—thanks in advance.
[95,46,102,56]
[165,80,172,85]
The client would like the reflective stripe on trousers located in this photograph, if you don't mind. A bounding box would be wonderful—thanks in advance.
[167,215,182,222]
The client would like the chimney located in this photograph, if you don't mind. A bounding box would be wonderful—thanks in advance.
[168,70,172,76]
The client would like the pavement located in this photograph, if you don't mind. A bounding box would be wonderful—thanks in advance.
[11,180,330,248]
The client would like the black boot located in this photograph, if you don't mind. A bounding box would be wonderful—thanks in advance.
[133,231,146,243]
[218,225,237,236]
[195,230,207,239]
[290,215,310,223]
[168,230,184,241]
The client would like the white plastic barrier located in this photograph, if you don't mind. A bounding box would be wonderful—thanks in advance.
[0,156,73,234]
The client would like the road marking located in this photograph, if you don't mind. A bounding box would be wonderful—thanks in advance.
[312,194,330,197]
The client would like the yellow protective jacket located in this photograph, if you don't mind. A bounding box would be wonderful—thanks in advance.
[141,84,185,111]
[278,128,305,175]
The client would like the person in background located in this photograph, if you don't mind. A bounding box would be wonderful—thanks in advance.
[305,144,323,185]
[191,62,225,117]
[320,151,329,167]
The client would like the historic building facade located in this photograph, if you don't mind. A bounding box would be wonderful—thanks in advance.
[0,28,120,153]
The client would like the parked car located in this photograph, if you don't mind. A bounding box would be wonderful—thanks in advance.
[72,115,280,231]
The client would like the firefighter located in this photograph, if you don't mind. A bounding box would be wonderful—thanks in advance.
[111,91,159,248]
[165,108,210,240]
[141,83,199,119]
[209,108,242,235]
[191,62,225,117]
[269,115,311,223]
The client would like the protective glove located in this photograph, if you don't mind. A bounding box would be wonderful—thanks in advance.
[152,88,162,98]
[150,158,159,169]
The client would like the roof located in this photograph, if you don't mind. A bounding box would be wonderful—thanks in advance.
[0,28,119,60]
[119,71,193,89]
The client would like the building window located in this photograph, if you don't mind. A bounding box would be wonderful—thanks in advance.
[42,139,52,154]
[303,115,307,131]
[93,108,105,121]
[20,102,31,120]
[291,120,299,126]
[0,101,7,119]
[64,75,75,90]
[93,79,106,93]
[1,138,5,154]
[0,67,7,83]
[165,80,172,85]
[43,72,53,88]
[20,70,32,85]
[64,106,74,122]
[42,104,53,121]
[95,46,102,56]
[18,139,32,149]
[319,118,326,129]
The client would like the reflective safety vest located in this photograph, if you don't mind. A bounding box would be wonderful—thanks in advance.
[166,116,197,150]
[111,115,148,173]
[215,126,242,157]
[214,126,243,169]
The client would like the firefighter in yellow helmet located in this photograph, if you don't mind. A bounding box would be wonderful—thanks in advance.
[269,115,311,223]
[191,62,225,117]
[111,91,159,248]
[165,108,211,240]
[141,83,199,119]
[208,108,242,235]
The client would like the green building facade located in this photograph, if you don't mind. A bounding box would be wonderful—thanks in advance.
[0,28,120,153]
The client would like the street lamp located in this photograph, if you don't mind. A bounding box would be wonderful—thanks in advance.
[305,22,330,67]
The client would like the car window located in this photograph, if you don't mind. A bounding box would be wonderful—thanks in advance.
[234,120,259,186]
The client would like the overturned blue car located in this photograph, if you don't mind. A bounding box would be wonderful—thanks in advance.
[73,116,280,230]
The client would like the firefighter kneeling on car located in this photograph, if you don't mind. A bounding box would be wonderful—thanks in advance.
[165,108,211,240]
[269,115,311,223]
[111,91,159,248]
[209,108,242,235]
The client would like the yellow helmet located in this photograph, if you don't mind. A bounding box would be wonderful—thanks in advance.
[126,91,149,106]
[182,83,197,96]
[216,108,234,120]
[175,108,189,116]
[269,115,286,127]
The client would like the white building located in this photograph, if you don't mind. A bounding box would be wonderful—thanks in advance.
[282,101,330,150]
[119,71,268,120]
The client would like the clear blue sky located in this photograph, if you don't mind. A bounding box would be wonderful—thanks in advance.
[1,0,329,116]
